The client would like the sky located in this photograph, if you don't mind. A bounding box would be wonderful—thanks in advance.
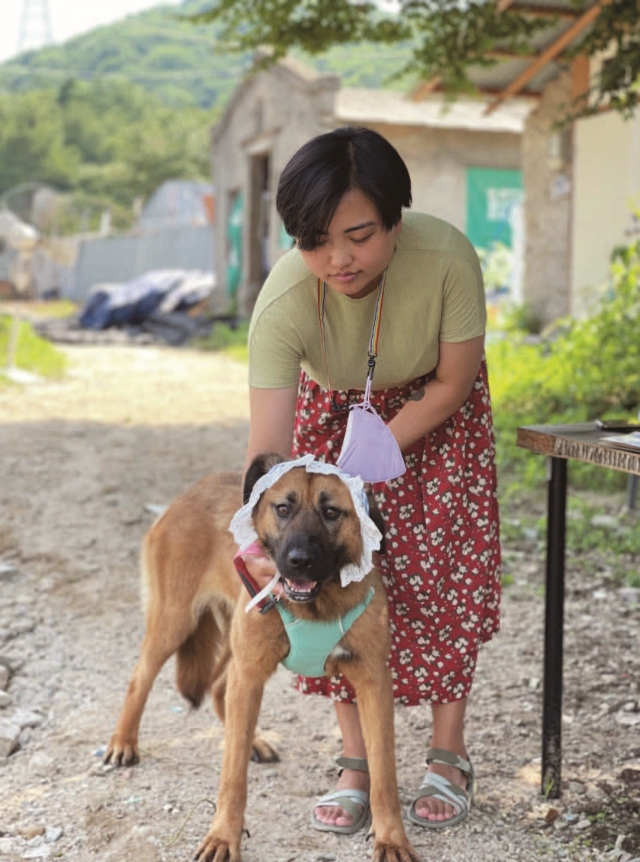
[0,0,182,64]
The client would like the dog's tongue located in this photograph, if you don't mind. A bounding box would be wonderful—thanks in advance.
[286,578,315,592]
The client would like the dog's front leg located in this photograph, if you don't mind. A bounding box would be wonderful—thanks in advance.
[348,664,421,862]
[195,655,266,862]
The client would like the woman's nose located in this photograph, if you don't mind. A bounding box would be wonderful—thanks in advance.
[330,243,353,269]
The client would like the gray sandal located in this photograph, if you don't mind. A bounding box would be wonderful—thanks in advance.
[312,756,370,835]
[407,748,474,829]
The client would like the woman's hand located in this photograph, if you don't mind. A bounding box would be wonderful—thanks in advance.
[242,548,284,598]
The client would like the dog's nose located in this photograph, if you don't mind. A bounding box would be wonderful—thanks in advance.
[286,547,313,571]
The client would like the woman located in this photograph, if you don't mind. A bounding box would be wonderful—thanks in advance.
[242,127,501,833]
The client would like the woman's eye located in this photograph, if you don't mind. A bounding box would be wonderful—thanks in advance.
[323,507,341,521]
[352,234,374,244]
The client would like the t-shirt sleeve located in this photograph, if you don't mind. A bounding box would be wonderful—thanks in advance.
[438,246,487,343]
[248,300,304,388]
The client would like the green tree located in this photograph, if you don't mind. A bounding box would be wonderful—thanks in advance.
[0,90,79,193]
[195,0,640,117]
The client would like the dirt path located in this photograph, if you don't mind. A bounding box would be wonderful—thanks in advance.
[0,344,638,862]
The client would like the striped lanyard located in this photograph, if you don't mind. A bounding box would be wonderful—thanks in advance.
[317,269,387,410]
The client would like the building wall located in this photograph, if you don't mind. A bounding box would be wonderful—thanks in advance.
[360,123,521,233]
[521,71,573,325]
[571,108,640,316]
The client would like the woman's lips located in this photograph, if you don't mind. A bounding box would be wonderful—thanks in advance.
[331,271,360,283]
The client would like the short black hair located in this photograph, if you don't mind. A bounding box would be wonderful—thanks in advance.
[276,126,412,252]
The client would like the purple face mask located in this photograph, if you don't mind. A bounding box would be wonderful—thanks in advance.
[336,378,406,483]
[318,268,406,483]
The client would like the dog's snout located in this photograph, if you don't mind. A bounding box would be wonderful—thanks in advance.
[286,546,314,571]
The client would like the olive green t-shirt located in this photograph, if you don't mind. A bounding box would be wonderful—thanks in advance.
[248,211,486,391]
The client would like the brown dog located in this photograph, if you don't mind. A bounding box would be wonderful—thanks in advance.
[105,454,419,862]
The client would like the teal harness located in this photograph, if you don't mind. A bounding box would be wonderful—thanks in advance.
[275,587,375,677]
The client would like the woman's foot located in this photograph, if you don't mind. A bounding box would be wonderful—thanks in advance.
[412,757,470,822]
[313,764,370,829]
[408,748,474,828]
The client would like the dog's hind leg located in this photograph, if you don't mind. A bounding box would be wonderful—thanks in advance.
[210,641,279,765]
[105,604,200,767]
[176,607,220,708]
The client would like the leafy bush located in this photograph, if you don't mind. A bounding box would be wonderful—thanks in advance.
[488,235,640,489]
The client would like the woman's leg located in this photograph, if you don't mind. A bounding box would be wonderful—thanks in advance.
[313,701,370,827]
[413,698,470,822]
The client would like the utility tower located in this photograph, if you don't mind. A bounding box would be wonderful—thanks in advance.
[18,0,54,54]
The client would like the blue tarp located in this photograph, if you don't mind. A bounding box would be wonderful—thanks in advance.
[79,270,214,330]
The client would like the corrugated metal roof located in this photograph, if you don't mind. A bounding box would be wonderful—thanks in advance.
[459,1,598,98]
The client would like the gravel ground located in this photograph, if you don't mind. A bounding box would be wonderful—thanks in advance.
[0,342,638,862]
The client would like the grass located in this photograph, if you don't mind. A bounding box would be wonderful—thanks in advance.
[0,314,67,383]
[192,319,249,363]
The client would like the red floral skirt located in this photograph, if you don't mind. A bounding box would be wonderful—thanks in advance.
[291,360,501,706]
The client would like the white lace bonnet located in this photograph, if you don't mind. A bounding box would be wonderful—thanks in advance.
[229,454,383,587]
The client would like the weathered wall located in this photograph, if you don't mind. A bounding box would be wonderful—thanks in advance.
[360,123,521,234]
[572,108,640,316]
[521,71,573,325]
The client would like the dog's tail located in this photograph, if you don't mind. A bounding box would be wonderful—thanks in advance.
[176,608,224,708]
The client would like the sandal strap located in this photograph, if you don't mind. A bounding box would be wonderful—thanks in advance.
[336,756,369,774]
[315,788,369,821]
[416,772,470,814]
[425,748,473,778]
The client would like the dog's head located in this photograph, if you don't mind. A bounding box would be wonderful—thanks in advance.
[243,454,384,605]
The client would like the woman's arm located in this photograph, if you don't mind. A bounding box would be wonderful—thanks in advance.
[244,385,298,471]
[386,335,485,452]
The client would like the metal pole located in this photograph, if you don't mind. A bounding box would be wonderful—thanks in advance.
[542,455,567,798]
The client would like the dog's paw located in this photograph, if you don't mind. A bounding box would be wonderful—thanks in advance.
[373,840,422,862]
[250,735,279,764]
[103,736,139,767]
[194,830,241,862]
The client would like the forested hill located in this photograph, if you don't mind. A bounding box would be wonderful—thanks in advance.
[0,0,412,110]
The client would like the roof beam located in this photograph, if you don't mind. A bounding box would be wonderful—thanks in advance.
[505,3,581,19]
[485,1,605,114]
[410,77,443,101]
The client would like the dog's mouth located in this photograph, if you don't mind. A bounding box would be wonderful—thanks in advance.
[282,577,322,603]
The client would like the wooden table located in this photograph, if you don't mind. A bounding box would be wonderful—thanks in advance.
[516,423,640,798]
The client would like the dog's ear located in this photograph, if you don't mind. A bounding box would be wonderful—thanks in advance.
[366,490,386,554]
[243,453,286,504]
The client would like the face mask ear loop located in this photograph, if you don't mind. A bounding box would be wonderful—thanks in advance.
[244,570,281,613]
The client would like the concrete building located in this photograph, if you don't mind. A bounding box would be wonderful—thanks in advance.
[211,55,532,316]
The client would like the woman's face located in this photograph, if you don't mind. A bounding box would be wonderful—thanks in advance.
[297,188,401,299]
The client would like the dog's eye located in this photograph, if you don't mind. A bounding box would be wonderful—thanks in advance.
[323,507,341,521]
[274,503,290,517]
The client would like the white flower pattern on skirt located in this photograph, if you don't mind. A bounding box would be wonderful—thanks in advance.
[291,360,501,706]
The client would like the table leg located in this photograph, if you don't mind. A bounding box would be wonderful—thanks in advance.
[542,456,567,798]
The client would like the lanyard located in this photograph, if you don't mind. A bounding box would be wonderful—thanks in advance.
[317,269,387,410]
